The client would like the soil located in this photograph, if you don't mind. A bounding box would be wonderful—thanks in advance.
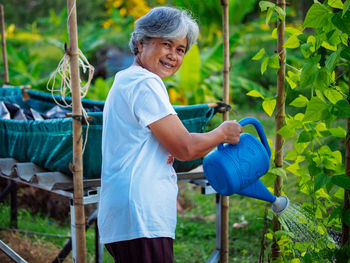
[0,177,97,224]
[0,231,72,263]
[0,177,96,261]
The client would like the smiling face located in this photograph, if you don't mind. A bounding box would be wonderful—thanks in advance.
[135,37,187,79]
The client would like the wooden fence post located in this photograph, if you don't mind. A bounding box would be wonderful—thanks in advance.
[272,0,286,260]
[220,0,230,262]
[67,0,87,262]
[0,4,9,84]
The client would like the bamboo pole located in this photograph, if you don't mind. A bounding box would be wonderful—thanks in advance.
[272,0,286,260]
[0,4,9,84]
[67,0,86,262]
[220,0,230,262]
[342,67,350,246]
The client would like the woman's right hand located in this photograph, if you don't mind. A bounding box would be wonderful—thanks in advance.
[217,120,243,145]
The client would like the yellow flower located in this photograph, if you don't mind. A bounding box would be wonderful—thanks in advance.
[102,19,113,28]
[7,24,15,38]
[259,24,270,31]
[157,0,166,4]
[168,88,177,104]
[119,7,127,16]
[113,0,123,8]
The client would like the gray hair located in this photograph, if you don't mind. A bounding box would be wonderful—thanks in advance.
[129,6,199,55]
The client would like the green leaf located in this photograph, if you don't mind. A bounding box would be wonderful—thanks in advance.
[343,0,350,16]
[277,126,296,138]
[252,48,266,60]
[340,47,350,60]
[303,253,313,263]
[262,172,277,186]
[300,62,318,88]
[303,97,328,122]
[177,44,201,91]
[328,0,344,9]
[265,233,273,240]
[285,149,298,161]
[314,67,331,90]
[295,142,309,154]
[286,71,300,89]
[331,175,350,190]
[325,47,343,72]
[268,54,280,69]
[266,7,274,24]
[286,76,297,89]
[274,6,286,21]
[344,209,350,227]
[285,27,303,36]
[301,42,313,58]
[329,127,347,138]
[259,1,275,12]
[246,90,265,99]
[269,168,287,181]
[283,35,300,49]
[290,95,309,108]
[201,33,240,73]
[332,100,350,117]
[332,12,350,34]
[303,3,332,28]
[323,88,343,104]
[262,98,276,116]
[328,206,343,223]
[261,57,269,75]
[316,122,330,137]
[314,173,330,192]
[298,131,314,143]
[340,33,349,46]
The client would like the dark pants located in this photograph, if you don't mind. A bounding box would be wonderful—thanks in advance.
[105,237,174,263]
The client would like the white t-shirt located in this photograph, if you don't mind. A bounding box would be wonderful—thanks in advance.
[98,65,178,244]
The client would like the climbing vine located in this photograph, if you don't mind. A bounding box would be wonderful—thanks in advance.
[252,0,350,261]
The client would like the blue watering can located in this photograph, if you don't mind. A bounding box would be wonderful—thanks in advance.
[203,117,289,215]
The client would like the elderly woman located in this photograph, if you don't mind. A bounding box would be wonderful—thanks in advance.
[98,6,242,263]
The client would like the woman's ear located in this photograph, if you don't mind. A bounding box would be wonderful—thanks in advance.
[136,41,143,54]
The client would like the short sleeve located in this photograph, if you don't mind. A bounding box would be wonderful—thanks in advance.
[132,77,176,128]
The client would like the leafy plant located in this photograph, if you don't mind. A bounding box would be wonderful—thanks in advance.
[253,0,350,261]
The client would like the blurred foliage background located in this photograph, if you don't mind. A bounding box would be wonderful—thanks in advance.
[0,0,311,110]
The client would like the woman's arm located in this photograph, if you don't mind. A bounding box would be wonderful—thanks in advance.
[149,114,242,161]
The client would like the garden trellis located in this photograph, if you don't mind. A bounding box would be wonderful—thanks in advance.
[272,0,286,260]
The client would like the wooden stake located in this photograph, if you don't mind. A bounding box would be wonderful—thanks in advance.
[0,4,9,84]
[220,0,230,262]
[342,65,350,246]
[272,0,286,260]
[67,0,86,262]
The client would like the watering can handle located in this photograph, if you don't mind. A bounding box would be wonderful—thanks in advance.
[238,117,271,158]
[218,117,271,158]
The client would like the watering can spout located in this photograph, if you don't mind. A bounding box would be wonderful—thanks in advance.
[271,196,289,215]
[237,180,289,215]
[237,179,275,202]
